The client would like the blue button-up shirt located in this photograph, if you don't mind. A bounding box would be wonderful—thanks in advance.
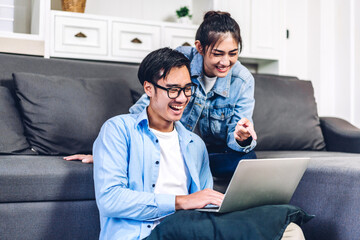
[93,108,213,240]
[130,46,256,153]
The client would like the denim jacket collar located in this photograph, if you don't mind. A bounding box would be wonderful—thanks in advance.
[135,107,193,145]
[190,51,231,98]
[190,52,203,78]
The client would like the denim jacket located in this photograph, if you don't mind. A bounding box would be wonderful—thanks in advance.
[130,46,256,153]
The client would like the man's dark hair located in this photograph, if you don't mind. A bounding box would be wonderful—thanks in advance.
[195,11,242,53]
[138,47,191,86]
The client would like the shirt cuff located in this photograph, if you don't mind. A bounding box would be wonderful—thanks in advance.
[155,193,176,218]
[227,135,257,153]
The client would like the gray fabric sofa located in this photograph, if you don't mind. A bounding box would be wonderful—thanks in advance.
[1,53,360,240]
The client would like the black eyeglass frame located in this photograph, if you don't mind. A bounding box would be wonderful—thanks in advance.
[151,82,198,99]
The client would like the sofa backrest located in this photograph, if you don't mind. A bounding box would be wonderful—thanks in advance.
[0,53,325,155]
[252,74,326,151]
[0,53,142,95]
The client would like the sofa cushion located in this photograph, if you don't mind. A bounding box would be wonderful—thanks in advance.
[0,155,95,202]
[13,72,133,155]
[253,74,326,151]
[0,201,100,240]
[0,86,30,154]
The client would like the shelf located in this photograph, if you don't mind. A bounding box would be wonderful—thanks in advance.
[0,0,48,56]
[0,31,43,40]
[0,35,44,56]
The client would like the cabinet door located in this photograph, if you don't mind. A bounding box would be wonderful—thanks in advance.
[219,0,282,59]
[53,15,108,57]
[163,26,197,49]
[249,0,281,58]
[215,0,251,56]
[112,21,161,62]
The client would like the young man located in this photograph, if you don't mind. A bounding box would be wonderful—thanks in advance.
[93,48,224,240]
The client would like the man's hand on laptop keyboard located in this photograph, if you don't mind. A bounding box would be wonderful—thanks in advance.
[175,188,224,210]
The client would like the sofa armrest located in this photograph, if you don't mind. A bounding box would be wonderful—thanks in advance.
[320,117,360,153]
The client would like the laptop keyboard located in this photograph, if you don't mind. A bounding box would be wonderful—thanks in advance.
[203,204,220,209]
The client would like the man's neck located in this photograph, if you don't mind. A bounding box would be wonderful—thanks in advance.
[147,107,174,132]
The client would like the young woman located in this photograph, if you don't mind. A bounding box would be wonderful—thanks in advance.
[65,11,258,176]
[130,11,257,175]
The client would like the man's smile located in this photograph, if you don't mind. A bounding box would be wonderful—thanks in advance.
[169,104,185,111]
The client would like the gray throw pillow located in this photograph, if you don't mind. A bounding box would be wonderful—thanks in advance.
[13,72,133,155]
[253,74,326,150]
[0,86,30,153]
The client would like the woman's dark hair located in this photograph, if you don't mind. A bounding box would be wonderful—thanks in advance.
[138,47,191,86]
[195,11,242,53]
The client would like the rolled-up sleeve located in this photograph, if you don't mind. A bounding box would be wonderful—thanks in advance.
[227,74,257,152]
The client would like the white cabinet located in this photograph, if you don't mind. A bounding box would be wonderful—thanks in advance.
[1,0,285,74]
[50,10,198,63]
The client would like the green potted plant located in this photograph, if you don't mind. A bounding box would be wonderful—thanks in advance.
[176,6,192,24]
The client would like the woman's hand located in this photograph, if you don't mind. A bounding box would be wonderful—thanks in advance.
[234,118,257,142]
[63,154,94,164]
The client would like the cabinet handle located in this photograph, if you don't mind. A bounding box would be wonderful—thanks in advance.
[131,38,142,44]
[75,32,87,38]
[182,42,191,46]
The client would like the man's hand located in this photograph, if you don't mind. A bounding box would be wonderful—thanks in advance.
[234,118,257,142]
[63,154,94,164]
[175,188,224,210]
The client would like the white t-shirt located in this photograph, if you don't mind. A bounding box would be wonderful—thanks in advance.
[150,127,189,196]
[201,75,217,94]
[193,75,217,136]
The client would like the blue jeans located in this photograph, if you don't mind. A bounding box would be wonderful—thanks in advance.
[209,147,257,177]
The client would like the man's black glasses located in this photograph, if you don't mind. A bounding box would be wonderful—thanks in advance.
[152,82,197,99]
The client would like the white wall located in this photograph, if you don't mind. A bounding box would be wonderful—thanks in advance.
[333,0,352,121]
[355,0,360,127]
[307,0,321,110]
[286,0,360,127]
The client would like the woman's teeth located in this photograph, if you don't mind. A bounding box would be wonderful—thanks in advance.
[217,66,228,71]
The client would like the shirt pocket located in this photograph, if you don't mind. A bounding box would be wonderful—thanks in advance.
[209,106,234,140]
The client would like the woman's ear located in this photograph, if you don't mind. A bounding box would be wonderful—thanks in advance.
[143,81,153,98]
[195,40,204,56]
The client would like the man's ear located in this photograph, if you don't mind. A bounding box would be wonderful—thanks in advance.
[195,40,204,56]
[143,81,153,98]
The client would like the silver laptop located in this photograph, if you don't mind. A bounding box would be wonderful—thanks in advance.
[197,157,310,213]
